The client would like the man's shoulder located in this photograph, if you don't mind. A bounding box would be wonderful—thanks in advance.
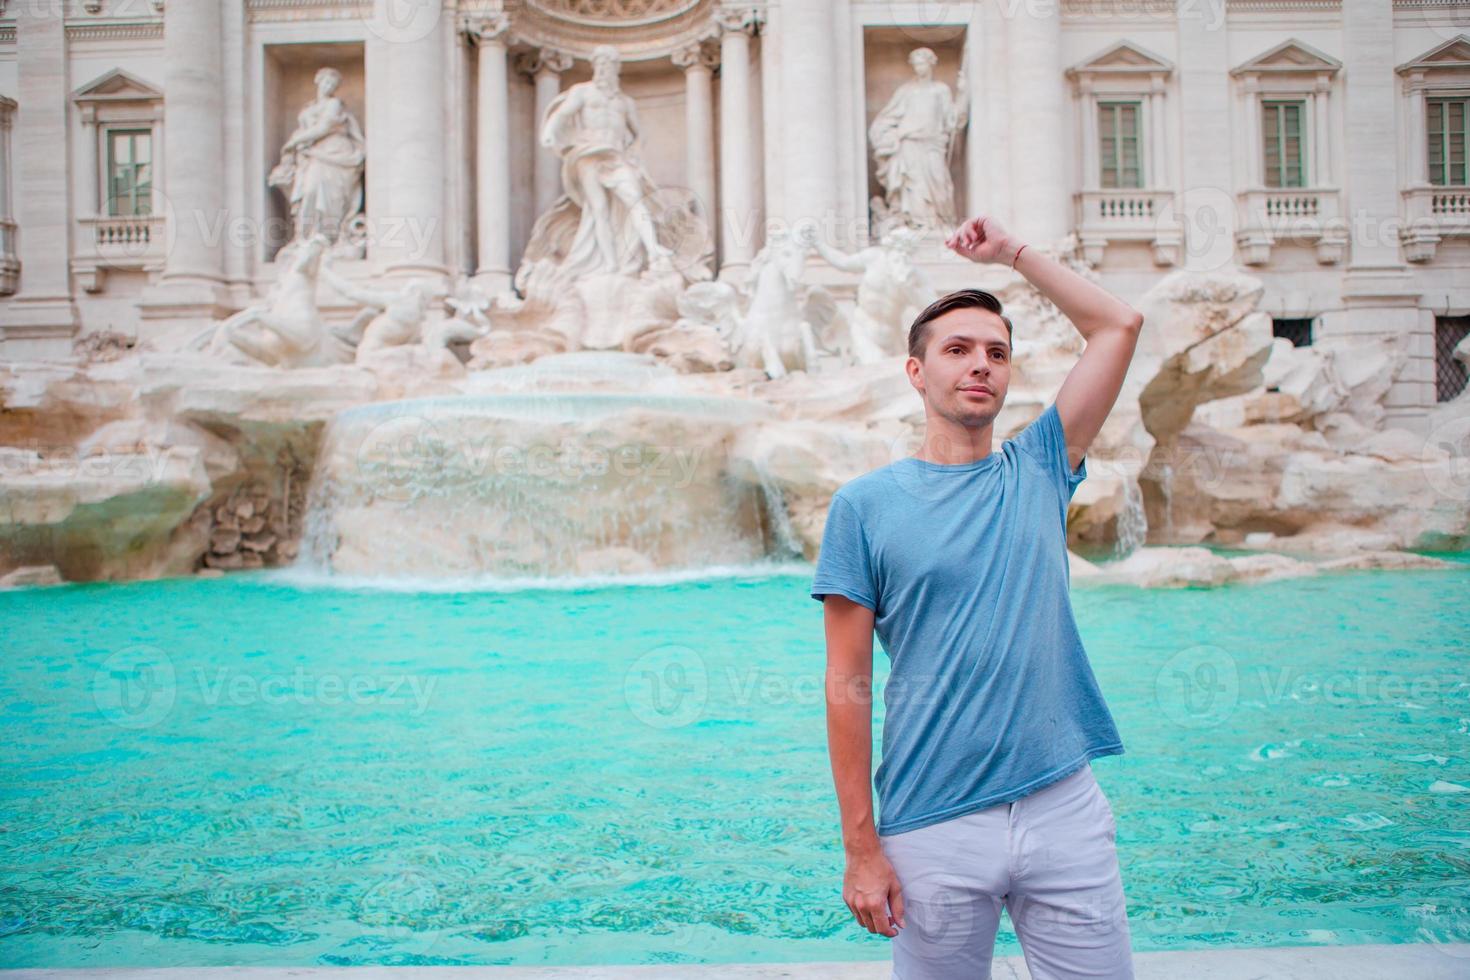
[831,461,906,514]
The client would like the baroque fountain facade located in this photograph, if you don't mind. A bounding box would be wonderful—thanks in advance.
[1,0,1469,585]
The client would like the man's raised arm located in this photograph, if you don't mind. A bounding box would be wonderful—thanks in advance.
[824,594,905,938]
[946,214,1145,471]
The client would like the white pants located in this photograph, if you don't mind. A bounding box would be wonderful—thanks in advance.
[878,761,1135,979]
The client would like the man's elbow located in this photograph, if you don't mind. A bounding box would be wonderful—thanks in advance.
[1120,310,1144,332]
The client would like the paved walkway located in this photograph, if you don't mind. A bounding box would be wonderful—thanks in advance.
[7,941,1470,979]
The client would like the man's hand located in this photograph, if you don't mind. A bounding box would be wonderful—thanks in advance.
[945,214,1024,266]
[844,843,906,937]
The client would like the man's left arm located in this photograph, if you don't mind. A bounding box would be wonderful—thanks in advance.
[947,215,1144,471]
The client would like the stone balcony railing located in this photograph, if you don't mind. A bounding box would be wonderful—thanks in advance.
[1400,185,1470,263]
[1234,187,1347,265]
[1073,189,1182,267]
[0,219,17,295]
[72,214,167,292]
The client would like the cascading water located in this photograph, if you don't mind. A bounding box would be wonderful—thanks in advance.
[1113,476,1148,559]
[295,353,782,579]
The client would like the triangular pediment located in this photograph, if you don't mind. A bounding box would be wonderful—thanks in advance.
[72,68,163,104]
[1067,40,1173,77]
[1397,35,1470,75]
[1231,39,1341,76]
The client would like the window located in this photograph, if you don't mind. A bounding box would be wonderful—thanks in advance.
[1427,96,1468,186]
[1098,101,1142,189]
[1272,317,1314,348]
[1436,315,1470,402]
[106,128,151,217]
[1262,100,1306,188]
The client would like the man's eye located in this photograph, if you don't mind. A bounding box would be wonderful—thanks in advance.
[947,346,963,354]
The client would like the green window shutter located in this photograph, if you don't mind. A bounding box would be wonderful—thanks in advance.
[107,129,152,217]
[1452,98,1467,186]
[1429,99,1446,185]
[1263,100,1306,189]
[1098,100,1142,190]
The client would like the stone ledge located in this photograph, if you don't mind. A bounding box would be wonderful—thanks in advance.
[5,941,1470,979]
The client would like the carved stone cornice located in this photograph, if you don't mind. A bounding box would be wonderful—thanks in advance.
[65,19,164,42]
[245,0,374,24]
[503,0,728,62]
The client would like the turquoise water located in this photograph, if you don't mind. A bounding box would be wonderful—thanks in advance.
[2,562,1468,967]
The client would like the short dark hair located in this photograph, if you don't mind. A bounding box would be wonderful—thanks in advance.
[907,288,1014,360]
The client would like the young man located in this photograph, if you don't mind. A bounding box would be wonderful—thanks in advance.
[811,214,1143,979]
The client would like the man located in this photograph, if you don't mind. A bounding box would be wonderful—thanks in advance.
[811,213,1143,979]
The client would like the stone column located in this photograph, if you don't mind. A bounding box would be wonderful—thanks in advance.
[0,5,79,353]
[778,0,839,241]
[674,42,717,231]
[717,5,760,274]
[521,47,574,222]
[1079,80,1098,189]
[980,2,1011,225]
[1175,0,1236,272]
[1007,0,1067,244]
[962,20,985,220]
[379,9,449,281]
[1335,0,1425,427]
[0,99,19,303]
[1313,74,1332,188]
[470,13,512,290]
[135,0,232,326]
[1405,74,1427,188]
[1245,77,1263,187]
[1149,78,1167,189]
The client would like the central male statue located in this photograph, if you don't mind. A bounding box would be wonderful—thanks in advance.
[523,43,675,280]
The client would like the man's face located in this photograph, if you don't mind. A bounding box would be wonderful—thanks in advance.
[906,307,1012,428]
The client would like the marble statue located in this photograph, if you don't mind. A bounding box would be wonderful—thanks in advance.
[267,67,366,256]
[656,227,839,379]
[742,228,821,378]
[318,254,436,363]
[196,234,351,367]
[519,44,676,281]
[800,223,934,364]
[868,47,969,237]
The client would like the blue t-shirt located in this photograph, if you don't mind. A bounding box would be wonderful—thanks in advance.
[810,402,1125,837]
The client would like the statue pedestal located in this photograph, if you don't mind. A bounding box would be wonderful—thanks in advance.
[566,271,682,352]
[573,273,643,350]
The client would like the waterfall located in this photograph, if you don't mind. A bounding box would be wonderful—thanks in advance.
[290,360,782,579]
[1113,476,1148,560]
[754,466,804,560]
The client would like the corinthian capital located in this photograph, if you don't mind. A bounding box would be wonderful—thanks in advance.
[514,46,575,78]
[715,2,763,36]
[673,41,717,71]
[463,12,511,46]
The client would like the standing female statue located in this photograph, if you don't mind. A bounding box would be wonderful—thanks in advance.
[868,48,969,237]
[268,66,366,254]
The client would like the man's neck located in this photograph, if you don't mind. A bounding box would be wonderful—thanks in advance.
[913,423,995,466]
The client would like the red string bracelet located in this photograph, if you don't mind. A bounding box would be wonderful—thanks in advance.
[1011,243,1028,269]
